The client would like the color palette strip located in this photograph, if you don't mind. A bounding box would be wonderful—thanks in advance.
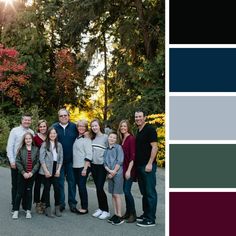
[169,96,236,140]
[170,144,236,188]
[170,192,236,236]
[170,48,236,92]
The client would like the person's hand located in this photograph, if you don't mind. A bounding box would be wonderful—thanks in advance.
[110,170,116,177]
[54,170,60,177]
[10,162,16,169]
[81,168,87,176]
[28,172,33,178]
[23,172,29,179]
[125,171,131,180]
[145,163,152,172]
[45,170,52,178]
[108,173,113,179]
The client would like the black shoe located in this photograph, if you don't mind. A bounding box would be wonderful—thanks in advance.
[137,219,156,227]
[112,216,125,226]
[59,206,65,212]
[136,214,146,222]
[77,209,88,215]
[70,207,79,213]
[107,214,118,223]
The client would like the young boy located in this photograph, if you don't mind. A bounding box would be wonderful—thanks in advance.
[104,132,124,225]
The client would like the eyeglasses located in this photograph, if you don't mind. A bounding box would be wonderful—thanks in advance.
[59,114,68,117]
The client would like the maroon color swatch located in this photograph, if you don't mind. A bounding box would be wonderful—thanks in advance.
[170,192,236,236]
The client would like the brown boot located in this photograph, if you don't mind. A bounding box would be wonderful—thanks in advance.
[45,207,54,218]
[35,203,43,214]
[121,211,130,220]
[41,202,46,214]
[126,212,137,223]
[55,205,62,217]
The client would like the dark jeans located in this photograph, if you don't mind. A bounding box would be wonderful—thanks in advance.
[137,164,157,222]
[10,168,18,207]
[73,167,90,209]
[33,172,45,203]
[44,176,60,208]
[123,177,136,214]
[59,162,77,208]
[13,174,35,211]
[91,163,109,212]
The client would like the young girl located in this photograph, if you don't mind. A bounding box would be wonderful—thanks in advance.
[104,132,124,225]
[12,132,39,219]
[73,119,92,214]
[118,120,137,223]
[90,118,110,220]
[39,127,63,217]
[33,119,48,214]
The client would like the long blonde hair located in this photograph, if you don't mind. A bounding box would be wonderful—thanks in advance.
[117,120,133,144]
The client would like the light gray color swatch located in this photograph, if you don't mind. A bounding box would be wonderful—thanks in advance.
[170,96,236,140]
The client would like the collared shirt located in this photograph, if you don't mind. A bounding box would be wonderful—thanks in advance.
[6,125,34,164]
[104,144,124,175]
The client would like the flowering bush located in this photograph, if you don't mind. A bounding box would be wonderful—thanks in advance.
[147,113,165,167]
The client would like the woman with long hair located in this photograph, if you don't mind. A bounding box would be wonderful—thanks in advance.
[117,120,137,223]
[90,118,110,220]
[39,127,63,217]
[12,132,39,219]
[33,119,48,214]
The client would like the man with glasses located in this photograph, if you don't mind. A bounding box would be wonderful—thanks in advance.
[53,108,78,213]
[7,114,34,213]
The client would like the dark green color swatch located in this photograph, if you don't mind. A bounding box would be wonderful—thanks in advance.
[170,144,236,188]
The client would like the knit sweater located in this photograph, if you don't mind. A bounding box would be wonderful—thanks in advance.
[73,136,92,168]
[91,134,108,165]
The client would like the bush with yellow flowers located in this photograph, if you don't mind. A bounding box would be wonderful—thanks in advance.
[147,113,165,168]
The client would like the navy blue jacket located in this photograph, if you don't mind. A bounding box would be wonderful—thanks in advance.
[53,122,78,163]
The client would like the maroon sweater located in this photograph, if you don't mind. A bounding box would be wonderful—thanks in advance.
[121,135,136,180]
[33,134,44,148]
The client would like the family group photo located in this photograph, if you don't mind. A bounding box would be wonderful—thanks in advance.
[0,0,165,235]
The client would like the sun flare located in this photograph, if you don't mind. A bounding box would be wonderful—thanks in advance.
[0,0,14,5]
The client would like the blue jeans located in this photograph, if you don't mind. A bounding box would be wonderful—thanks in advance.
[59,162,77,208]
[137,164,157,222]
[73,167,90,209]
[123,177,136,214]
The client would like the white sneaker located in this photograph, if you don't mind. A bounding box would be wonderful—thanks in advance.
[98,211,110,220]
[12,211,18,219]
[26,210,32,219]
[92,209,103,217]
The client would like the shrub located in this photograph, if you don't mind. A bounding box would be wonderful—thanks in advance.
[147,113,165,167]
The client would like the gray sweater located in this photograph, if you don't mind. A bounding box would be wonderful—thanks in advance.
[73,136,92,168]
[91,134,108,165]
[39,142,63,175]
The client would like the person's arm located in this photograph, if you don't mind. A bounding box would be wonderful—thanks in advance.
[6,129,16,168]
[55,143,63,177]
[145,142,158,172]
[125,136,136,179]
[31,147,40,176]
[39,144,51,178]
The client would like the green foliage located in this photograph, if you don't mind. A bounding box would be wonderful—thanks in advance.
[0,114,10,164]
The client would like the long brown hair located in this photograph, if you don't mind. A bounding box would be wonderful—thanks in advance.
[17,132,35,155]
[45,127,59,152]
[117,120,133,144]
[90,118,104,140]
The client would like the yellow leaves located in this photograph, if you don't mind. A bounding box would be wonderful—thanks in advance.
[147,113,165,167]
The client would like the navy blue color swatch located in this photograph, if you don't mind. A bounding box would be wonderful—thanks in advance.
[170,48,236,92]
